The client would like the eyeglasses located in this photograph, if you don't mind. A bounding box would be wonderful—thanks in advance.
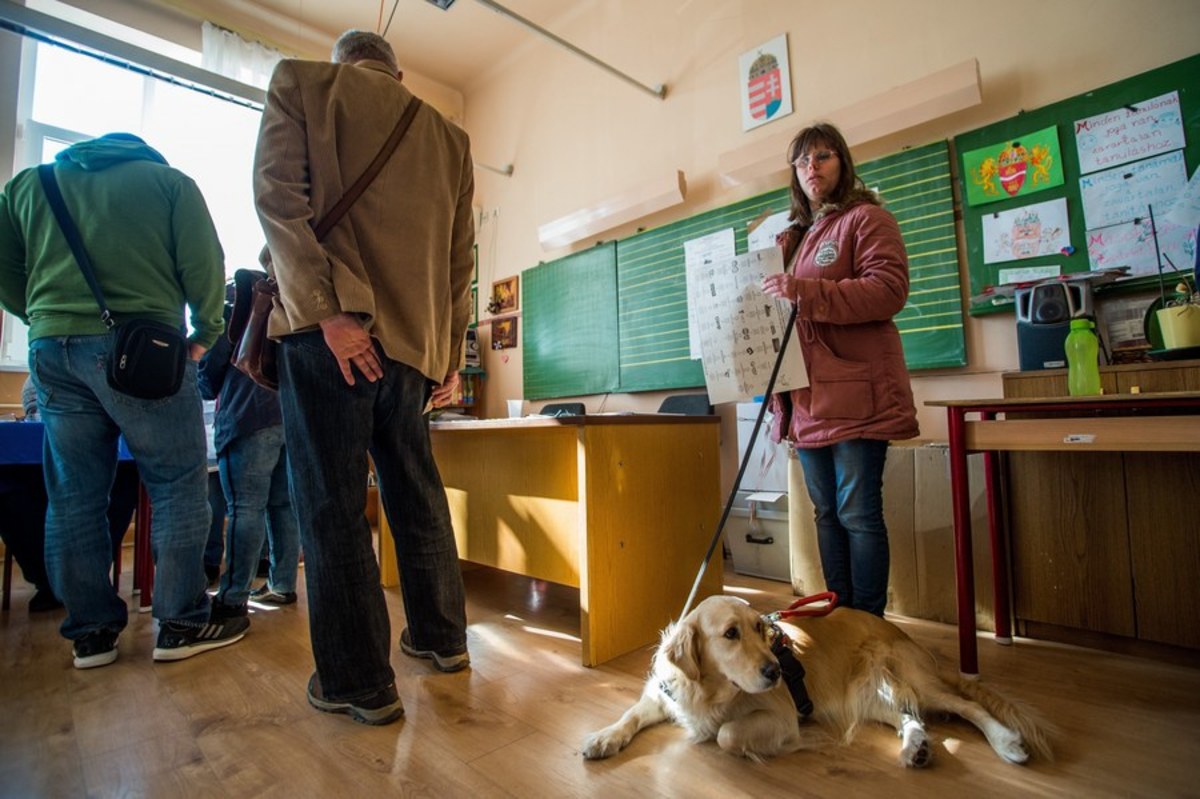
[792,150,837,170]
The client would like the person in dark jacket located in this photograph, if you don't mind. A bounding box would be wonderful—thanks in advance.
[198,284,300,614]
[761,122,919,617]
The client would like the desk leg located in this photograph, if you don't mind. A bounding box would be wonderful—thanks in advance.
[946,408,979,677]
[378,492,399,588]
[134,485,153,612]
[982,427,1012,645]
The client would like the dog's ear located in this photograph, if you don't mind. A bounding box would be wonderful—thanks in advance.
[664,619,702,682]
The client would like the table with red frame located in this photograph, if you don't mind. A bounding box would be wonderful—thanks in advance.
[925,391,1200,677]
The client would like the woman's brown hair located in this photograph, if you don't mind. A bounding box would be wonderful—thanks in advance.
[786,122,863,225]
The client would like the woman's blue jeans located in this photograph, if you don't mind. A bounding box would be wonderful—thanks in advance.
[278,331,467,702]
[795,439,891,616]
[30,335,211,639]
[215,425,300,607]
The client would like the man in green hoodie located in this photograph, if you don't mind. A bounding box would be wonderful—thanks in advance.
[0,132,245,668]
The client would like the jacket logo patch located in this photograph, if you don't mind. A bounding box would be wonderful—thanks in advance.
[814,240,839,267]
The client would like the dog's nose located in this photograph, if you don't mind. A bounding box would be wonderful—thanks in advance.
[761,661,780,683]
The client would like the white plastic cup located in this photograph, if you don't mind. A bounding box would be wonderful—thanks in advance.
[506,399,523,418]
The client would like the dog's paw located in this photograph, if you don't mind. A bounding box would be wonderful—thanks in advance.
[581,729,629,760]
[899,734,933,768]
[991,730,1029,765]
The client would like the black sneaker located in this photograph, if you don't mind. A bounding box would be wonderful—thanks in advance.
[399,627,470,673]
[250,584,297,605]
[73,630,119,670]
[153,614,249,662]
[306,672,404,725]
[29,589,64,613]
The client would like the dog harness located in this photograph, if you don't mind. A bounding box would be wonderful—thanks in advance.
[764,591,839,724]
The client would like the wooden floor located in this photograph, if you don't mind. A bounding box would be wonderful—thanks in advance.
[3,553,1200,798]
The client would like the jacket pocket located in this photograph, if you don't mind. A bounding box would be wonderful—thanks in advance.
[808,346,875,420]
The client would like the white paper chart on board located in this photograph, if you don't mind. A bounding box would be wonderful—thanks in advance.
[686,247,808,405]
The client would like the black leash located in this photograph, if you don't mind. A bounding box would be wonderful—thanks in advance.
[680,303,799,618]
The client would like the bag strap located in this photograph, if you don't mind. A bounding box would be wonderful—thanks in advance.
[312,97,424,241]
[36,163,115,329]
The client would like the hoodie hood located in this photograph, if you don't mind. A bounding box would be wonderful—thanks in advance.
[55,133,169,171]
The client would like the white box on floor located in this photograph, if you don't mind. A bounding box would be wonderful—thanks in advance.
[726,489,790,582]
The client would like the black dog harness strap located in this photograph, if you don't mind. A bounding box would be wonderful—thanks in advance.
[770,625,813,720]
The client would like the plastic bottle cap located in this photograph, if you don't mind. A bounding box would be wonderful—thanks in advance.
[1069,318,1093,330]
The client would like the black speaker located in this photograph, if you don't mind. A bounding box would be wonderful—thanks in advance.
[1014,282,1093,371]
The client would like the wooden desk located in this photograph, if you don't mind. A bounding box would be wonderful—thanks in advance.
[379,414,724,666]
[925,392,1200,676]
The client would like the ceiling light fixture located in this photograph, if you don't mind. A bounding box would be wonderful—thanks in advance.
[425,0,665,100]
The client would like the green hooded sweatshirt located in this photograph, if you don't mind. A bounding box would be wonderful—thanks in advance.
[0,133,225,348]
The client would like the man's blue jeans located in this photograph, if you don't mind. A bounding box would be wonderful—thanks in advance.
[30,335,211,639]
[215,425,300,606]
[795,439,891,616]
[278,331,467,702]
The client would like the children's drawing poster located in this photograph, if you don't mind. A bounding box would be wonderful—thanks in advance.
[1086,217,1197,277]
[686,247,807,405]
[961,126,1064,206]
[981,198,1071,264]
[738,34,792,132]
[1079,150,1189,230]
[1074,92,1186,175]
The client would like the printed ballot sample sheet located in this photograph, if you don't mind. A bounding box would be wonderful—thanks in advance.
[686,246,807,405]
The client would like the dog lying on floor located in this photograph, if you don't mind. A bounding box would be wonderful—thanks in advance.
[581,595,1053,767]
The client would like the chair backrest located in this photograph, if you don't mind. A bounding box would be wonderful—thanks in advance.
[657,393,713,416]
[539,402,586,417]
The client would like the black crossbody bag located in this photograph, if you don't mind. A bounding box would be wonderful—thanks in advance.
[37,163,188,400]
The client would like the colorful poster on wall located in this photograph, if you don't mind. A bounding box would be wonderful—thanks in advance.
[981,198,1071,264]
[738,34,792,132]
[1165,164,1200,230]
[1086,217,1197,277]
[1074,91,1185,175]
[961,126,1064,206]
[1079,150,1189,230]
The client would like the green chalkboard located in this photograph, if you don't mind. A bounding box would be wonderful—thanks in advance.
[955,53,1200,316]
[523,143,966,399]
[522,243,619,400]
[616,191,789,392]
[862,141,966,369]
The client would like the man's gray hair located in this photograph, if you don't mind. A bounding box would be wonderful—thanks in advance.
[332,30,398,72]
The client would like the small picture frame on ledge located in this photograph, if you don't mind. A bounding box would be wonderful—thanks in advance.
[492,315,518,349]
[490,275,519,315]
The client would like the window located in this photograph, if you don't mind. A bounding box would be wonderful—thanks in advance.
[1,30,265,369]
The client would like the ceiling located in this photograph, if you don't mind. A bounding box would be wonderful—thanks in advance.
[186,0,584,92]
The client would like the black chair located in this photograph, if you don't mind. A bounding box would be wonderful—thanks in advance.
[539,402,585,417]
[656,393,713,415]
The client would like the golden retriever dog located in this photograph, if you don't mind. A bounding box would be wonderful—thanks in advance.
[582,595,1052,767]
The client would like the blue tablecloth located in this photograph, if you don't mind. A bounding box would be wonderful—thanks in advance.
[0,421,133,466]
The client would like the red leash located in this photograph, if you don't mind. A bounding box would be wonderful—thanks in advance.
[767,591,838,622]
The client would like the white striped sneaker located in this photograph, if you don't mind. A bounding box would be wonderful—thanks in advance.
[152,615,249,662]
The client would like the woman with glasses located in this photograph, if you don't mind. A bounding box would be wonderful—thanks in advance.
[760,121,918,617]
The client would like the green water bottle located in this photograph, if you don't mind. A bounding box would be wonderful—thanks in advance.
[1065,318,1101,396]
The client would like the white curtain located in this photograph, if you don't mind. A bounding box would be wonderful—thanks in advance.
[200,21,284,90]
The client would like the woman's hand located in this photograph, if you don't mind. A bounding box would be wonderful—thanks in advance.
[761,273,798,303]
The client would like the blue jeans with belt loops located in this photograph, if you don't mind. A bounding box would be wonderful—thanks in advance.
[30,335,211,640]
[795,439,891,616]
[278,331,467,702]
